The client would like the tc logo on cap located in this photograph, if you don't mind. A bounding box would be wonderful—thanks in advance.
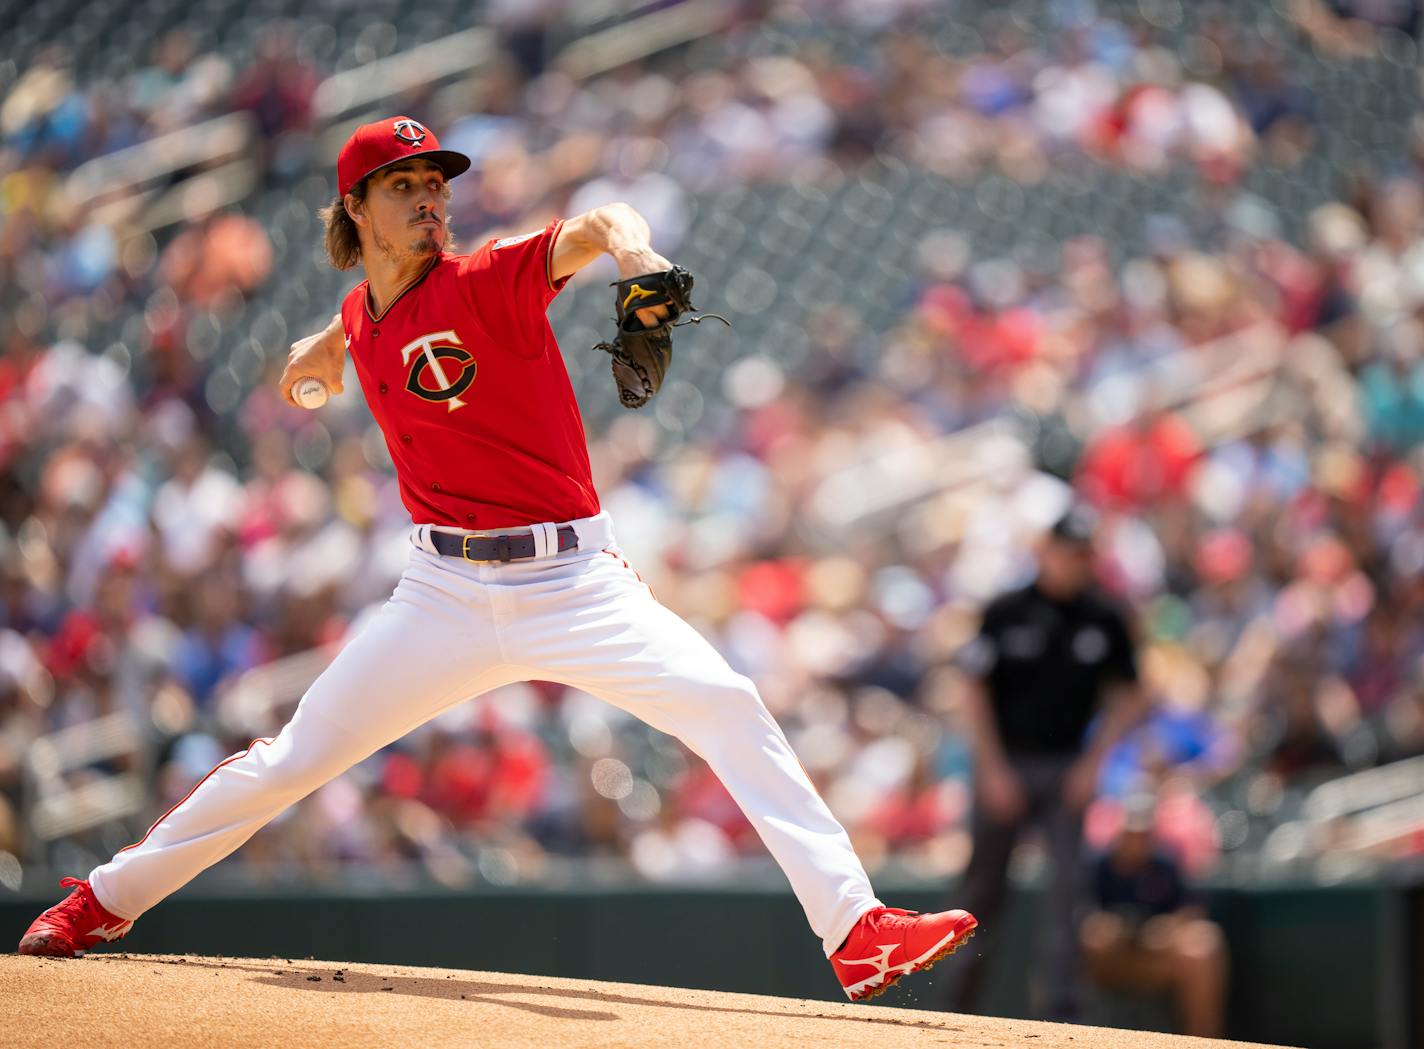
[393,119,427,145]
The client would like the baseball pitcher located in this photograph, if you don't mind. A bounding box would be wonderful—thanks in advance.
[17,116,976,1001]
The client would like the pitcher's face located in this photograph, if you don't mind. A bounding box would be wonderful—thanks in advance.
[357,158,450,261]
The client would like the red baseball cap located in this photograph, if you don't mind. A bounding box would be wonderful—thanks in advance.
[336,115,471,197]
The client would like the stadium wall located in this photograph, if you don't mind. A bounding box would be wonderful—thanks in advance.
[2,880,1415,1048]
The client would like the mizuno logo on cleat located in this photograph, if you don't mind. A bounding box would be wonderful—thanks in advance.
[841,943,903,974]
[87,921,133,942]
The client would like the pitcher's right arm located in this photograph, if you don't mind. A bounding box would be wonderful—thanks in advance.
[280,312,347,408]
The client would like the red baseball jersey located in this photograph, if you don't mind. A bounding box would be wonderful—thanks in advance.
[338,219,601,529]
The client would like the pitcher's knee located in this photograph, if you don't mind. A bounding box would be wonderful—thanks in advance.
[687,677,785,757]
[710,676,771,722]
[244,739,342,800]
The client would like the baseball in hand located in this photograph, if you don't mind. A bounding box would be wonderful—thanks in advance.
[293,377,329,409]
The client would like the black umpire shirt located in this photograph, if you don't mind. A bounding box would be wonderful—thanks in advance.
[960,582,1138,756]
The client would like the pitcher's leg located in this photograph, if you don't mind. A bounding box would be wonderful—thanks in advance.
[90,565,512,919]
[590,670,879,955]
[524,556,880,956]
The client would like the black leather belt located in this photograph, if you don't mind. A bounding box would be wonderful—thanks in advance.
[430,525,580,562]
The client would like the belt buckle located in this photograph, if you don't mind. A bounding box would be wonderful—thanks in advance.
[460,533,516,562]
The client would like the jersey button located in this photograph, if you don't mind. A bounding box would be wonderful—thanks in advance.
[432,483,443,493]
[379,382,388,394]
[465,514,476,524]
[400,433,412,444]
[372,327,380,337]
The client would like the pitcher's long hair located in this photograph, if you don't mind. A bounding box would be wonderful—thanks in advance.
[317,177,456,270]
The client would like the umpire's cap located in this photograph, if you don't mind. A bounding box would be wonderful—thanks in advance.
[1049,502,1100,545]
[337,116,471,197]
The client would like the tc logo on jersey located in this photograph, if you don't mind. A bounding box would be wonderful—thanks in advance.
[400,330,476,412]
[393,119,427,145]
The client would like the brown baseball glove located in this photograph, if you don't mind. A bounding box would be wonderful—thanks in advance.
[591,265,729,409]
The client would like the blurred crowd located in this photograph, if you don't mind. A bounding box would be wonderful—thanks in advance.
[3,0,1424,893]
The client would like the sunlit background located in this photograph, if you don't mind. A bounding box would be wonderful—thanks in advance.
[2,1,1424,1037]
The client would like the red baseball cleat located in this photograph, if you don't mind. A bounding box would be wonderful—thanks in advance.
[830,905,977,1002]
[17,877,134,957]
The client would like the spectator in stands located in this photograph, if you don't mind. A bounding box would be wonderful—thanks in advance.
[1080,796,1228,1039]
[1360,319,1424,452]
[1097,642,1242,807]
[1077,405,1202,510]
[1,46,89,168]
[228,25,320,180]
[0,629,47,809]
[158,205,274,310]
[169,572,266,710]
[1229,44,1316,163]
[944,505,1148,1021]
[1262,648,1347,779]
[130,30,200,131]
[1293,0,1422,56]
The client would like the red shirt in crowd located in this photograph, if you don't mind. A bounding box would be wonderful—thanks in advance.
[1077,412,1201,509]
[339,220,601,528]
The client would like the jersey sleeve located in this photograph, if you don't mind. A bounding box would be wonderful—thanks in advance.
[957,598,1005,682]
[1099,604,1140,685]
[338,283,362,336]
[456,219,569,350]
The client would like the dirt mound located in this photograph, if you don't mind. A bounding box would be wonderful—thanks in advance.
[4,953,1289,1048]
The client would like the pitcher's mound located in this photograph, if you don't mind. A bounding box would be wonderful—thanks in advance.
[5,953,1289,1049]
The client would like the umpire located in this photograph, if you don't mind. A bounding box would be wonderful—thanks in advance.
[944,505,1147,1021]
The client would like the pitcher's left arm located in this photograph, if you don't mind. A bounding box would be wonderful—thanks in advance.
[550,203,674,329]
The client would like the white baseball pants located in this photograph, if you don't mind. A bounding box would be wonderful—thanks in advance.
[88,512,881,956]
